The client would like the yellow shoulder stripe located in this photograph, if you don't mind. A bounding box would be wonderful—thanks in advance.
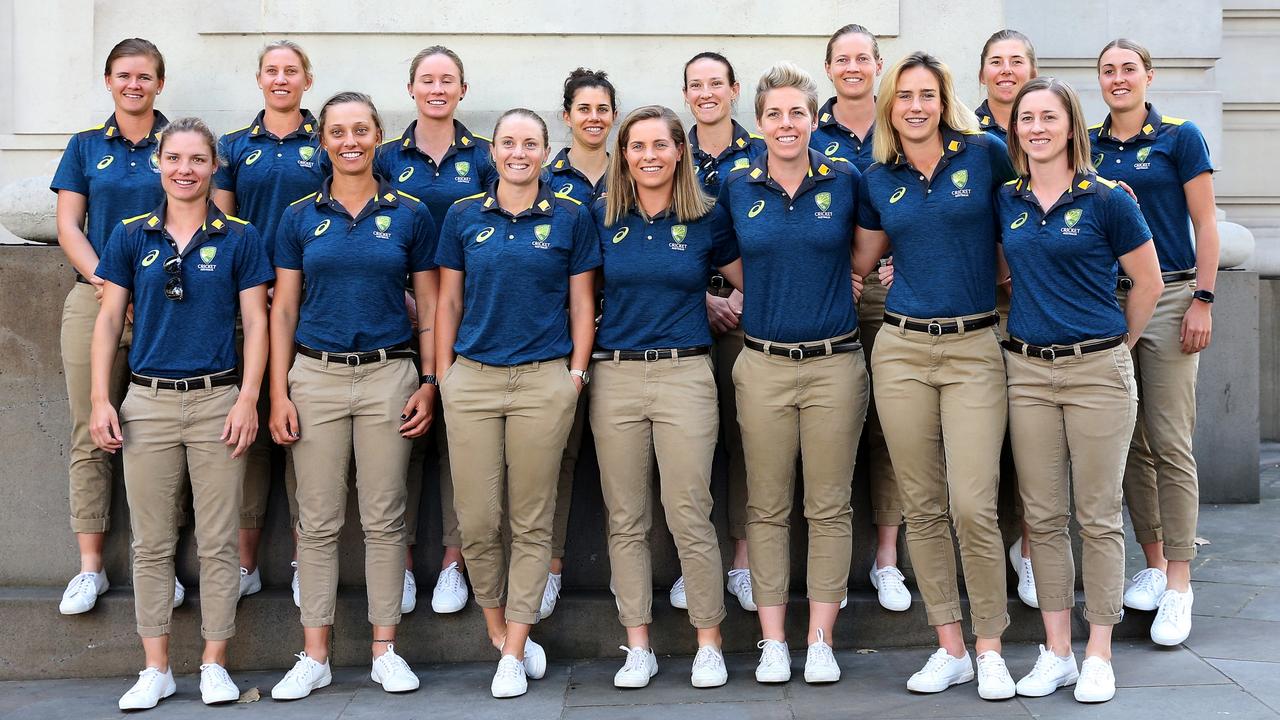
[828,156,849,163]
[222,124,252,137]
[554,192,583,205]
[453,191,487,205]
[1003,178,1020,186]
[1161,115,1187,126]
[289,192,319,206]
[748,132,764,140]
[1095,176,1118,189]
[380,136,403,147]
[225,215,250,225]
[80,123,107,133]
[471,133,492,142]
[1087,122,1104,131]
[960,129,983,136]
[121,212,151,225]
[395,190,422,203]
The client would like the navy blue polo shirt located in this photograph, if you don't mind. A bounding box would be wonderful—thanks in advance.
[718,149,860,343]
[275,177,438,353]
[974,100,1008,142]
[50,111,169,260]
[858,127,1016,319]
[689,120,765,196]
[435,182,601,366]
[95,202,274,378]
[593,201,738,350]
[998,173,1152,346]
[542,147,608,204]
[374,119,499,226]
[1088,104,1213,273]
[811,97,876,172]
[214,110,329,264]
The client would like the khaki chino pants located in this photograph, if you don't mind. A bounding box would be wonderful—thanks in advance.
[590,354,727,629]
[712,327,750,541]
[857,273,902,526]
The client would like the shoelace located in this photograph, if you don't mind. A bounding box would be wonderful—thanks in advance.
[977,654,1008,681]
[1131,568,1163,595]
[806,631,834,665]
[68,573,98,597]
[671,576,686,594]
[128,667,165,696]
[729,569,752,595]
[1155,590,1190,623]
[404,572,416,591]
[1024,646,1066,681]
[495,656,524,682]
[618,646,650,673]
[757,639,788,667]
[692,646,722,671]
[1078,658,1110,685]
[282,653,317,686]
[918,649,956,676]
[200,664,234,690]
[876,566,907,592]
[377,647,411,675]
[439,563,465,594]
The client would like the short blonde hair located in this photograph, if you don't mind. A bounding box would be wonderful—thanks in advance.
[753,62,819,120]
[1007,77,1092,177]
[873,51,978,164]
[258,40,313,81]
[605,105,713,226]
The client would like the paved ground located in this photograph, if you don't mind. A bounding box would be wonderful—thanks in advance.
[4,447,1279,719]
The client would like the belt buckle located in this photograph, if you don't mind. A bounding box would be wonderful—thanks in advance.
[927,321,944,336]
[174,379,190,392]
[644,349,659,362]
[345,354,361,367]
[709,275,726,290]
[788,346,805,361]
[1119,277,1134,291]
[1039,347,1057,361]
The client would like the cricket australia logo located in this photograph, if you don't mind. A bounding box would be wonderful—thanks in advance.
[197,246,218,272]
[532,224,552,249]
[669,224,687,251]
[814,191,833,219]
[1134,146,1152,170]
[454,161,472,183]
[298,146,316,168]
[1062,208,1083,236]
[374,215,392,239]
[950,169,972,198]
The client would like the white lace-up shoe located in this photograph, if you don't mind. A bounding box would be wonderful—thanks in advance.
[870,563,911,612]
[907,648,974,693]
[401,570,417,614]
[119,667,176,710]
[804,629,840,683]
[1074,656,1116,703]
[59,571,108,615]
[613,645,658,688]
[431,562,469,614]
[290,561,301,608]
[1015,644,1078,697]
[669,575,688,610]
[200,663,240,705]
[239,567,262,600]
[976,650,1016,700]
[491,655,528,698]
[1150,588,1194,646]
[173,576,186,608]
[1009,541,1039,609]
[371,644,419,692]
[540,572,562,618]
[523,637,547,680]
[271,652,332,700]
[1123,567,1168,611]
[727,568,757,612]
[755,639,791,683]
[691,645,728,688]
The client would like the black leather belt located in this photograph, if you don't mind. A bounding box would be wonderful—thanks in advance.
[883,312,999,336]
[1001,335,1126,361]
[591,346,711,361]
[1118,269,1195,291]
[744,332,861,360]
[295,341,416,366]
[131,370,239,391]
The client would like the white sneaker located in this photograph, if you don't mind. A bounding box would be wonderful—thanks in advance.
[271,652,332,700]
[613,645,658,688]
[804,629,840,683]
[727,568,757,612]
[491,655,528,698]
[1123,567,1168,611]
[401,570,417,614]
[1015,644,1078,697]
[1074,656,1116,703]
[118,667,176,710]
[371,644,420,692]
[755,639,791,683]
[669,575,688,610]
[540,572,562,618]
[691,645,728,688]
[906,648,974,693]
[239,567,262,600]
[173,576,186,608]
[1151,588,1194,646]
[523,637,547,680]
[59,571,108,615]
[976,650,1016,700]
[870,563,911,612]
[200,663,240,705]
[431,562,469,614]
[290,561,301,608]
[1009,541,1039,609]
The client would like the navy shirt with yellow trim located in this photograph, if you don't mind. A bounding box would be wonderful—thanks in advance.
[542,147,608,204]
[275,176,438,353]
[214,110,329,264]
[974,99,1007,142]
[719,149,860,343]
[689,120,765,196]
[374,119,499,226]
[1088,103,1213,273]
[593,201,738,350]
[435,182,602,366]
[998,173,1151,346]
[858,127,1016,319]
[50,111,169,258]
[811,97,876,172]
[95,202,273,379]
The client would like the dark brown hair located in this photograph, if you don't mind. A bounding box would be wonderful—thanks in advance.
[104,38,165,79]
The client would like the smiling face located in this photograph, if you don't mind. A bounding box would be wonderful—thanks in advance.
[104,55,164,118]
[492,114,548,187]
[890,66,942,145]
[564,86,616,151]
[825,32,881,102]
[320,102,381,176]
[757,87,816,162]
[623,117,682,194]
[409,53,465,121]
[684,58,738,126]
[1098,47,1152,114]
[158,131,216,202]
[982,39,1034,105]
[1015,89,1071,168]
[258,47,311,114]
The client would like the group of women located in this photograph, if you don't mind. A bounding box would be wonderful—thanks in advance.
[52,24,1217,709]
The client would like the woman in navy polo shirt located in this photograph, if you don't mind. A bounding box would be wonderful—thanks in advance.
[374,45,496,619]
[591,104,741,689]
[853,51,1017,700]
[211,39,327,604]
[435,108,599,699]
[268,91,438,700]
[89,116,273,710]
[999,77,1162,703]
[51,37,182,617]
[1091,38,1220,648]
[683,50,763,615]
[721,62,867,686]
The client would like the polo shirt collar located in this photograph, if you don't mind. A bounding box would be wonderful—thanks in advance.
[690,119,755,158]
[817,97,841,129]
[1011,171,1100,215]
[1098,103,1162,142]
[478,180,558,218]
[399,119,479,157]
[315,175,400,210]
[247,109,318,139]
[975,99,1001,133]
[744,148,840,195]
[102,110,168,147]
[545,147,603,183]
[888,125,968,168]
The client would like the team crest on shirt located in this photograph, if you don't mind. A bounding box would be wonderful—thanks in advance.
[747,200,766,218]
[399,167,414,183]
[149,153,161,173]
[141,249,160,267]
[815,191,833,219]
[96,155,115,170]
[245,149,262,166]
[950,170,971,197]
[298,146,316,168]
[669,224,687,251]
[889,186,906,204]
[454,161,471,183]
[1062,208,1083,236]
[824,141,840,157]
[197,246,218,271]
[1134,146,1152,170]
[612,227,629,244]
[532,224,551,249]
[374,215,392,239]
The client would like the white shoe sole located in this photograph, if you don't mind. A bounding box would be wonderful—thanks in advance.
[371,670,420,693]
[120,684,176,710]
[1151,626,1190,646]
[907,669,975,693]
[271,674,331,701]
[614,673,654,689]
[804,668,841,683]
[755,668,792,683]
[692,671,728,688]
[1016,672,1078,697]
[202,688,240,705]
[492,682,528,699]
[979,683,1016,700]
[431,595,466,614]
[1123,594,1160,612]
[1074,685,1116,703]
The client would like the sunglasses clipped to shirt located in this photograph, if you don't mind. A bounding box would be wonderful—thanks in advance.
[163,253,184,302]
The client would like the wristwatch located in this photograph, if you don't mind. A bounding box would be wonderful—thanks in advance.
[570,368,590,385]
[420,374,438,386]
[1192,289,1215,304]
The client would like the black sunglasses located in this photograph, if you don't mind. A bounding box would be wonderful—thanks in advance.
[163,254,183,302]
